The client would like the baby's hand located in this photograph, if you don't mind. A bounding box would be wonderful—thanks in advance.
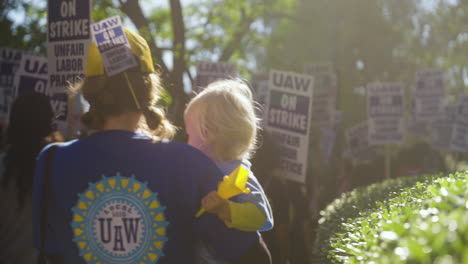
[201,191,231,221]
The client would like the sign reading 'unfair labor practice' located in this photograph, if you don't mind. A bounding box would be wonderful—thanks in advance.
[92,16,138,76]
[266,70,314,183]
[48,0,90,92]
[48,0,90,137]
[367,82,405,145]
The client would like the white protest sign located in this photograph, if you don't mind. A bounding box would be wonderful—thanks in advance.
[413,69,444,122]
[194,61,237,92]
[450,95,468,152]
[12,56,68,135]
[367,82,405,145]
[345,121,380,165]
[0,48,23,123]
[48,0,90,138]
[48,0,90,93]
[91,16,138,76]
[432,104,457,151]
[265,70,314,183]
[304,63,337,126]
[13,54,48,97]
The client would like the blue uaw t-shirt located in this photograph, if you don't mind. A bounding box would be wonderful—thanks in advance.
[32,130,228,264]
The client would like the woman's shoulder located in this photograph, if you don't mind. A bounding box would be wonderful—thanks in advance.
[155,140,211,159]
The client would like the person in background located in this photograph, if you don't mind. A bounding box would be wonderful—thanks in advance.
[0,92,60,264]
[184,79,273,264]
[250,129,290,264]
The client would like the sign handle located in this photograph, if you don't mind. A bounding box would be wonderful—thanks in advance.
[385,144,391,179]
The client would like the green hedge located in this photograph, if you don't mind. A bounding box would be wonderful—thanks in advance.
[316,172,468,264]
[312,173,442,264]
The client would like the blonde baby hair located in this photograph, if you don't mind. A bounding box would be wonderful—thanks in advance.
[185,79,260,161]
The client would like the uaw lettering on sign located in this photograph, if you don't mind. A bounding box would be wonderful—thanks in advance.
[13,54,48,96]
[367,83,405,145]
[92,17,128,52]
[266,70,313,183]
[92,16,137,76]
[194,62,237,91]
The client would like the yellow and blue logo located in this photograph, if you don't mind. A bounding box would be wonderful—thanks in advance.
[71,173,168,264]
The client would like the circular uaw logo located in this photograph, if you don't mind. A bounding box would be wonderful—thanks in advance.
[71,174,168,264]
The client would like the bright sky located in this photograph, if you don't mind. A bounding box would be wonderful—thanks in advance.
[7,0,459,27]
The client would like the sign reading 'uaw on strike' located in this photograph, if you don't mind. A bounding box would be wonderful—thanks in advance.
[92,16,137,76]
[13,54,48,96]
[367,83,405,145]
[266,70,313,183]
[13,55,69,127]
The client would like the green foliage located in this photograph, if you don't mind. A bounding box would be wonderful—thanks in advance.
[313,174,440,263]
[0,1,47,54]
[323,172,468,263]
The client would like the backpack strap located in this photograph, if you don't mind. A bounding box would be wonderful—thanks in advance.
[38,145,59,263]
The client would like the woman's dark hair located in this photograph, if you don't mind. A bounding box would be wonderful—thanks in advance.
[1,92,54,208]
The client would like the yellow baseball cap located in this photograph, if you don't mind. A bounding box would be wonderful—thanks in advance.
[85,27,155,77]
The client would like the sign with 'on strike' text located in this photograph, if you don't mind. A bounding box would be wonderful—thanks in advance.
[265,70,314,183]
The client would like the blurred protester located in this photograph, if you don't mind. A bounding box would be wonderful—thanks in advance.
[395,142,446,177]
[249,130,287,263]
[0,92,59,264]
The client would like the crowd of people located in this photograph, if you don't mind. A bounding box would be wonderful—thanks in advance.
[0,28,449,264]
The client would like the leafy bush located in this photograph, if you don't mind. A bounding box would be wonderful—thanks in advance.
[313,174,440,263]
[327,172,468,264]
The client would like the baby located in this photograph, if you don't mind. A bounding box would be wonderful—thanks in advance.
[185,79,273,263]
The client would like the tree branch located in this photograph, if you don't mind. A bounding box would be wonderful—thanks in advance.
[219,9,255,62]
[119,0,169,74]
